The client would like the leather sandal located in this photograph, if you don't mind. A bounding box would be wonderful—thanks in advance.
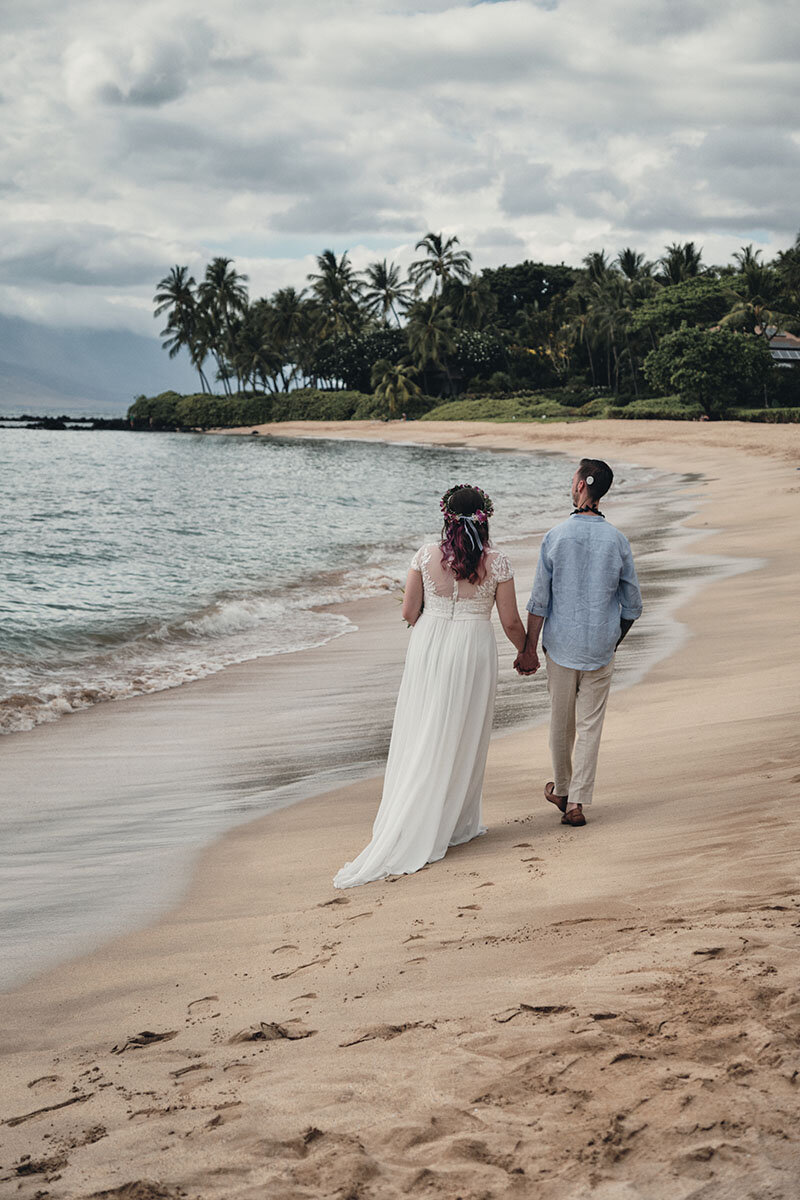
[561,805,586,827]
[544,781,568,814]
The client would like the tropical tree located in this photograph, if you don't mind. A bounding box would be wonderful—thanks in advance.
[615,248,652,281]
[442,275,498,331]
[775,232,800,301]
[153,265,212,393]
[265,287,313,389]
[565,292,598,387]
[582,250,613,285]
[370,359,423,418]
[586,274,636,393]
[231,300,283,391]
[656,241,705,285]
[360,259,413,326]
[197,257,249,393]
[720,262,798,340]
[406,299,458,393]
[307,249,363,340]
[631,276,733,341]
[643,326,773,416]
[732,243,763,272]
[408,232,472,295]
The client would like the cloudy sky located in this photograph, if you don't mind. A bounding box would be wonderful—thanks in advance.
[2,0,799,339]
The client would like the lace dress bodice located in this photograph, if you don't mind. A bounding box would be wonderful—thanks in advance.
[410,544,513,620]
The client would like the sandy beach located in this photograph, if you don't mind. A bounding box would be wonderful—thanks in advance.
[1,419,799,1200]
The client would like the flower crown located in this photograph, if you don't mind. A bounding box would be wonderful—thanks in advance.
[439,484,494,525]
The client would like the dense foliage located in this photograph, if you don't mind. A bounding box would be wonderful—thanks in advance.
[141,230,800,423]
[643,327,774,418]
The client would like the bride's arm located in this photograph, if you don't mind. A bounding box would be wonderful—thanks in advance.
[401,568,424,626]
[495,578,526,652]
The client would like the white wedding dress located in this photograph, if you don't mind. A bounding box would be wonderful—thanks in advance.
[333,543,513,889]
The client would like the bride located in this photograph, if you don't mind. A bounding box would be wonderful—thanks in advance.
[334,484,526,889]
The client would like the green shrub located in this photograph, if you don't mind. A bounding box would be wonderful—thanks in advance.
[128,391,274,430]
[606,396,705,420]
[579,397,612,417]
[351,391,436,420]
[234,394,273,425]
[643,327,773,416]
[420,395,576,422]
[128,391,181,429]
[270,388,368,421]
[726,407,800,423]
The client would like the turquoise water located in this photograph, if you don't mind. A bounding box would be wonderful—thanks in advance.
[2,430,647,734]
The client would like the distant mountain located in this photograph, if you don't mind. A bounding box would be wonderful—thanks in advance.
[0,314,199,416]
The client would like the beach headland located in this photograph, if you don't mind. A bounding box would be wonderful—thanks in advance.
[1,420,799,1200]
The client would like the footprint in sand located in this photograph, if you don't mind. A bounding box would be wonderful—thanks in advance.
[272,957,332,981]
[228,1021,316,1044]
[333,911,372,929]
[186,996,221,1023]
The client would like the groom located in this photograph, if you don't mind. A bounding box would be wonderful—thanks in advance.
[514,458,642,826]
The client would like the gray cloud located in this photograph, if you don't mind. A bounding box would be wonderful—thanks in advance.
[0,224,177,288]
[0,0,797,336]
[500,160,555,217]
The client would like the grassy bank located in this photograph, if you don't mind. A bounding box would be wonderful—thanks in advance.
[128,388,800,430]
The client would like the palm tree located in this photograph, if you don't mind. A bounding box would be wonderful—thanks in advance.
[657,242,705,285]
[153,265,211,392]
[720,261,797,340]
[360,259,413,326]
[266,287,312,389]
[586,275,640,394]
[445,275,497,331]
[582,250,613,285]
[732,244,762,272]
[406,299,458,393]
[775,232,800,299]
[615,248,652,281]
[370,359,423,418]
[232,301,283,391]
[565,292,598,387]
[197,257,249,394]
[307,250,363,339]
[408,232,472,296]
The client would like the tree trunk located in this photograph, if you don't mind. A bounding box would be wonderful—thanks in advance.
[625,331,639,397]
[584,329,597,387]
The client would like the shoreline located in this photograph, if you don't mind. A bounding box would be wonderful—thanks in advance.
[1,448,702,992]
[1,421,799,1199]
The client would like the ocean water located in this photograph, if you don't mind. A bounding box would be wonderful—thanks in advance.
[2,428,755,990]
[0,429,655,735]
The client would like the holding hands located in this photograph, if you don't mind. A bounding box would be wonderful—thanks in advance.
[514,643,539,675]
[514,612,544,676]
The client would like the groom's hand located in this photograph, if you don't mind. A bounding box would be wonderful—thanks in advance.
[514,646,539,675]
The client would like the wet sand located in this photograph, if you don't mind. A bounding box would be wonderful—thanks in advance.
[1,420,799,1200]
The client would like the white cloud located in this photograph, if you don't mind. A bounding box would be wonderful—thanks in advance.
[0,0,797,334]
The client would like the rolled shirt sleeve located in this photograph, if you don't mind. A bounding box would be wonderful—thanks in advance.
[617,540,643,620]
[526,535,552,617]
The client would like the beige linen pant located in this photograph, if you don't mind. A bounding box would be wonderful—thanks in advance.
[545,653,615,807]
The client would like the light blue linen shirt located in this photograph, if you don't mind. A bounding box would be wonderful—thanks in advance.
[527,515,642,670]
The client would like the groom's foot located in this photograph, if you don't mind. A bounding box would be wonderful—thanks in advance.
[561,804,586,827]
[544,782,568,813]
